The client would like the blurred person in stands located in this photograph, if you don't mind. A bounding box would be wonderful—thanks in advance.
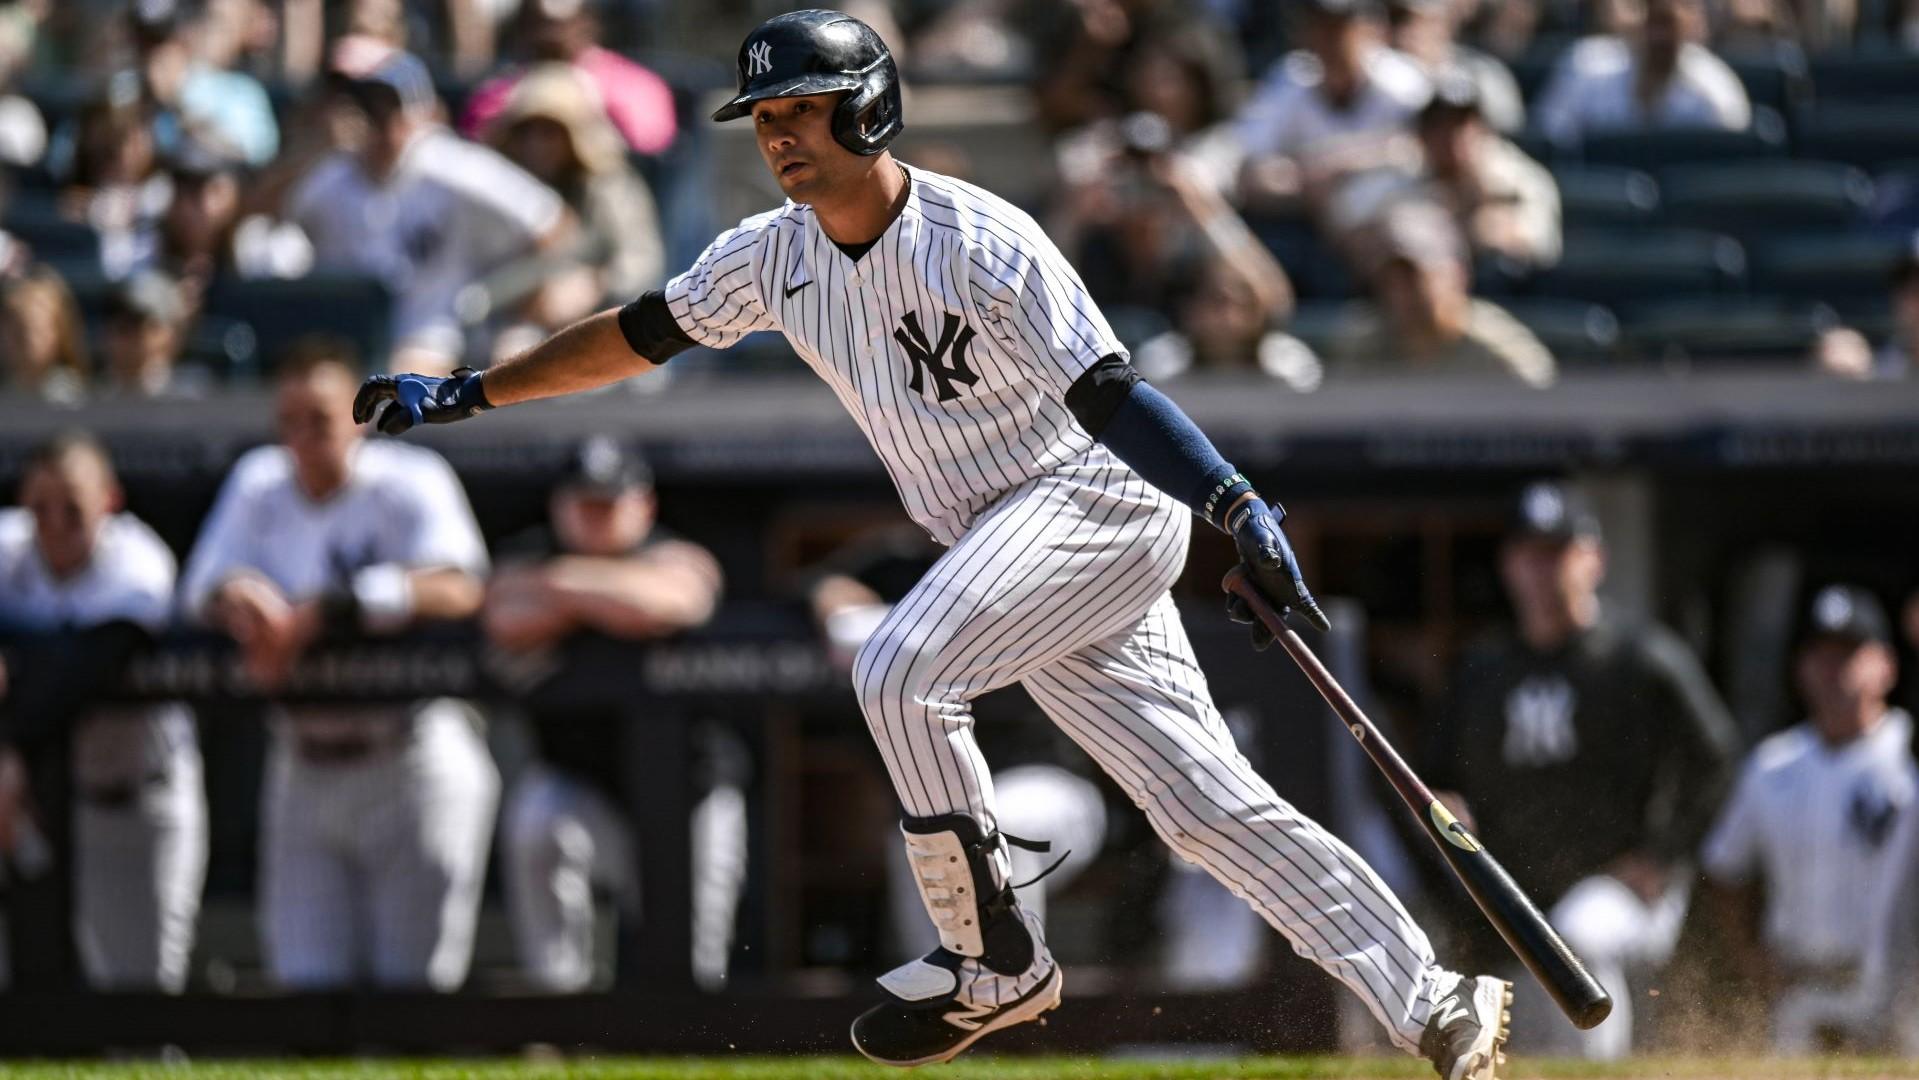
[1702,585,1917,1051]
[58,72,169,273]
[483,63,664,350]
[461,0,677,157]
[1427,481,1739,1058]
[128,0,277,168]
[0,13,45,170]
[1532,0,1751,146]
[1327,201,1555,384]
[1052,23,1248,196]
[1233,0,1431,212]
[1873,241,1918,380]
[179,343,496,990]
[150,142,312,310]
[1030,0,1230,137]
[284,38,569,374]
[0,432,207,992]
[1385,0,1523,132]
[487,436,742,991]
[1131,256,1324,391]
[98,268,211,399]
[0,267,89,404]
[1050,110,1293,339]
[1413,74,1558,268]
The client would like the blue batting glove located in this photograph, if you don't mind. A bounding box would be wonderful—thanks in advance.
[1224,497,1332,646]
[352,368,492,435]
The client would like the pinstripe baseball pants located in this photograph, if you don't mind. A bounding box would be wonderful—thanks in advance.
[853,456,1448,1050]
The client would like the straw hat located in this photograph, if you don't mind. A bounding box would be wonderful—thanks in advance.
[489,63,626,175]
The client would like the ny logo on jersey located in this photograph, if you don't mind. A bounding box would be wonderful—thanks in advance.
[1849,784,1902,849]
[896,311,980,402]
[1502,675,1578,767]
[746,40,774,77]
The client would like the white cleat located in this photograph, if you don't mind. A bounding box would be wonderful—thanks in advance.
[1419,974,1513,1080]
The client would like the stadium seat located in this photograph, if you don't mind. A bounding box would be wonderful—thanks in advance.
[1528,227,1746,307]
[1659,160,1874,236]
[1251,213,1356,300]
[1281,299,1364,358]
[1809,49,1919,105]
[1748,233,1907,314]
[1722,41,1813,116]
[1551,164,1660,228]
[1507,36,1574,105]
[1621,295,1839,364]
[203,274,394,371]
[1498,297,1621,365]
[1578,108,1788,171]
[1792,104,1919,172]
[0,198,102,276]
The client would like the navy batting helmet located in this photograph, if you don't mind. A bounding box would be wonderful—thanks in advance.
[711,9,903,156]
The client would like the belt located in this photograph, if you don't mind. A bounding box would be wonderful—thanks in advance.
[78,772,168,809]
[292,720,414,764]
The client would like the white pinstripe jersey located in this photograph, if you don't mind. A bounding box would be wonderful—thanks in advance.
[1702,709,1919,967]
[664,166,1127,545]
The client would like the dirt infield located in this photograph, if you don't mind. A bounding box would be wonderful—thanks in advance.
[4,1057,1919,1080]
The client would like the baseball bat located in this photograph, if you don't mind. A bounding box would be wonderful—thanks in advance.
[1223,567,1613,1031]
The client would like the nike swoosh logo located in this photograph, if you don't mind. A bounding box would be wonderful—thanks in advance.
[785,280,812,299]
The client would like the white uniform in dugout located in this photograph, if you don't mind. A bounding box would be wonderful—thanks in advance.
[0,509,206,992]
[179,440,498,990]
[665,165,1456,1050]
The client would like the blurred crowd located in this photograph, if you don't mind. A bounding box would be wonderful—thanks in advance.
[2,0,1919,1063]
[0,0,1917,400]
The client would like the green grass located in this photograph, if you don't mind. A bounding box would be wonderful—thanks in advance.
[3,1058,1919,1080]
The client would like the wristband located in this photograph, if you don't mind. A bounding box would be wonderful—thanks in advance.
[1202,472,1252,531]
[350,564,414,633]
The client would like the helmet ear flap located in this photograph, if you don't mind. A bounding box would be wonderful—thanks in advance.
[831,58,903,155]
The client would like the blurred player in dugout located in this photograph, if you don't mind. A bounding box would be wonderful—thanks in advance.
[0,433,206,992]
[180,345,496,990]
[485,436,745,991]
[1701,584,1917,1052]
[1424,481,1740,1059]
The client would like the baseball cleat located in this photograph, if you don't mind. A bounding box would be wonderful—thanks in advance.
[850,953,1063,1067]
[1419,974,1513,1080]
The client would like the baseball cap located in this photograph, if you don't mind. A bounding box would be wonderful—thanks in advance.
[129,0,186,46]
[559,435,651,495]
[105,270,186,326]
[1419,70,1485,124]
[1509,481,1601,542]
[1802,584,1892,646]
[329,37,437,117]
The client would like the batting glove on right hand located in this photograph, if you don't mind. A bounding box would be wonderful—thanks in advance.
[352,368,492,435]
[1225,498,1331,648]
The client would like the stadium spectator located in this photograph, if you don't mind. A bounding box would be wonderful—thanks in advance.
[1050,111,1293,338]
[0,433,207,993]
[1414,74,1559,268]
[1874,242,1919,380]
[1702,585,1917,1051]
[488,436,740,991]
[1426,481,1740,1058]
[0,37,45,168]
[179,345,496,991]
[461,0,678,157]
[1385,0,1524,132]
[150,144,312,309]
[1327,201,1556,384]
[97,269,210,399]
[0,268,89,404]
[1233,0,1431,211]
[483,63,665,344]
[1030,0,1228,137]
[1532,0,1752,146]
[128,0,277,169]
[57,72,169,276]
[1131,256,1324,391]
[284,39,568,374]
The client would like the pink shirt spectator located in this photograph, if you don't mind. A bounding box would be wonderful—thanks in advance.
[463,47,677,156]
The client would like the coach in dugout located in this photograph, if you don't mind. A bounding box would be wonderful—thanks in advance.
[1701,584,1918,1051]
[180,344,496,991]
[0,433,206,992]
[1424,481,1739,1059]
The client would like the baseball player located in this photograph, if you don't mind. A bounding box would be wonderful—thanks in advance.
[1701,584,1917,1050]
[0,433,207,991]
[354,12,1512,1076]
[182,347,497,990]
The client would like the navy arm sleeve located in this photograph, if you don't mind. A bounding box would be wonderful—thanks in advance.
[617,291,697,363]
[1066,357,1253,531]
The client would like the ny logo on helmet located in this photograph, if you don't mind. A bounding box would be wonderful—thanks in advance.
[896,312,979,402]
[746,40,774,77]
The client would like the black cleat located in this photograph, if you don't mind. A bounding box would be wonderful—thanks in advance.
[1420,974,1513,1080]
[851,909,1063,1067]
